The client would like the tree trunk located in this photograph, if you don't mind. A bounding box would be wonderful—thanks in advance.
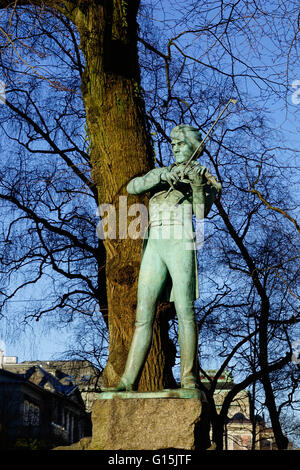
[211,414,224,451]
[71,0,175,390]
[259,299,290,450]
[216,199,289,449]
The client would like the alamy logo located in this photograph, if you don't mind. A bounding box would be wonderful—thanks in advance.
[291,80,300,105]
[0,80,6,104]
[96,196,205,251]
[292,340,300,365]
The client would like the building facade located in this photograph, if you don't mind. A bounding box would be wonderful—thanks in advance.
[0,352,283,450]
[0,358,93,450]
[200,369,277,450]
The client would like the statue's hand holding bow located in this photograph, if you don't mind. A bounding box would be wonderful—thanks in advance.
[185,163,207,187]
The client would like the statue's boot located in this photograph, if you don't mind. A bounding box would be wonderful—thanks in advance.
[102,319,153,392]
[101,377,134,392]
[178,316,199,389]
[119,319,153,389]
[181,375,199,389]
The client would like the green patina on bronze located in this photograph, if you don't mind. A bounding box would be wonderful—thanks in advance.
[102,125,221,394]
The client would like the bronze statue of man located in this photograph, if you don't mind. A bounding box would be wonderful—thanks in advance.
[110,124,221,391]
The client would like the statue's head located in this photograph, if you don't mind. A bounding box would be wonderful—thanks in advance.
[170,124,205,164]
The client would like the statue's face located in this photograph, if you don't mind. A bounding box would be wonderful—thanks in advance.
[171,135,194,164]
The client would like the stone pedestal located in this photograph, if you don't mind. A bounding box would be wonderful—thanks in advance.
[88,394,210,451]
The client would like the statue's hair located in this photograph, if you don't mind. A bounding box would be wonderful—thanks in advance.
[170,124,205,155]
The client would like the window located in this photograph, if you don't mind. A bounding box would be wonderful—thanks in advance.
[23,400,40,426]
[261,438,272,450]
[32,405,40,426]
[23,400,30,425]
[232,435,243,450]
[231,433,252,450]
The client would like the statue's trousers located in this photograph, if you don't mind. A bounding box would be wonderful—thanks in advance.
[121,224,198,388]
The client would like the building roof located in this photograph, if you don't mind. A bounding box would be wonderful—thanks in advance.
[29,365,78,396]
[0,364,85,408]
[4,360,102,392]
[199,369,236,390]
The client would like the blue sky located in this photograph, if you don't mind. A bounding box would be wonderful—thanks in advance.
[0,0,299,370]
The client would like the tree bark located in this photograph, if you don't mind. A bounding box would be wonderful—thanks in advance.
[0,0,176,390]
[258,299,290,449]
[70,0,175,390]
